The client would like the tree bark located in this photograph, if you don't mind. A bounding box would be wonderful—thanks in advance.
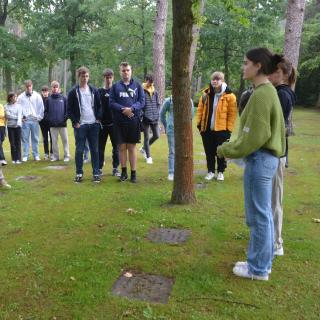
[0,0,9,26]
[4,66,13,93]
[153,0,168,104]
[189,0,204,80]
[284,0,306,69]
[171,0,196,204]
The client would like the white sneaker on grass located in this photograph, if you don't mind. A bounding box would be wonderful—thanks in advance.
[217,172,224,181]
[139,147,147,159]
[233,263,269,281]
[22,157,28,162]
[146,157,153,164]
[235,261,271,274]
[34,156,41,161]
[64,157,70,162]
[0,179,11,189]
[205,172,215,180]
[168,174,174,181]
[274,246,284,256]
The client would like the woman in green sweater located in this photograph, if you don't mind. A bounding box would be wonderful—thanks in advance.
[217,48,285,281]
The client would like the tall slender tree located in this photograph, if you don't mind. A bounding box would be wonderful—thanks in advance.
[171,0,197,204]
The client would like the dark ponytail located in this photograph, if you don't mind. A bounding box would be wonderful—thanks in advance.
[246,47,281,75]
[276,56,297,88]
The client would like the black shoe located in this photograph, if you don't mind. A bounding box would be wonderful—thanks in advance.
[112,168,121,177]
[74,174,83,183]
[130,174,137,183]
[93,175,101,183]
[119,172,128,182]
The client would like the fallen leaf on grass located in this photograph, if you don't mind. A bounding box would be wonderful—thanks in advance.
[126,208,137,215]
[70,276,76,281]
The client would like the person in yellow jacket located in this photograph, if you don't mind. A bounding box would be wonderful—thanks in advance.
[0,103,7,165]
[197,71,237,181]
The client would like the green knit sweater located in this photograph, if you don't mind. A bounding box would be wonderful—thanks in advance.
[217,83,285,159]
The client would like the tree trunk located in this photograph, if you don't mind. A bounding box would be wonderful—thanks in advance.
[284,0,306,69]
[153,0,168,104]
[48,61,53,84]
[171,0,196,204]
[223,37,229,84]
[63,59,68,95]
[0,0,9,26]
[70,51,76,86]
[189,0,204,80]
[4,66,13,93]
[141,2,148,78]
[238,72,245,100]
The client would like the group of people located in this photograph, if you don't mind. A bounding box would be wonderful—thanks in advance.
[1,49,296,283]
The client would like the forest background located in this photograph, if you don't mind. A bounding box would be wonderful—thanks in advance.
[0,0,319,107]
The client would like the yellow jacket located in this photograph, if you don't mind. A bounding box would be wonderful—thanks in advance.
[0,104,5,127]
[197,85,237,132]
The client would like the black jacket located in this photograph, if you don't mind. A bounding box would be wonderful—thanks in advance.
[45,93,68,127]
[67,84,102,127]
[98,87,113,126]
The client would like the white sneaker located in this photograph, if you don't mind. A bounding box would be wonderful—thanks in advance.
[0,179,11,189]
[34,156,41,161]
[235,261,271,274]
[217,172,224,181]
[204,172,215,180]
[146,157,153,164]
[233,263,269,281]
[0,160,7,166]
[22,157,28,162]
[274,246,284,256]
[168,174,174,181]
[44,154,49,160]
[51,157,59,162]
[139,147,147,159]
[16,160,22,164]
[12,161,16,164]
[64,157,70,162]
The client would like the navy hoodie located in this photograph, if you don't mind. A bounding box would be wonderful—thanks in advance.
[276,84,296,129]
[109,79,145,124]
[45,93,68,127]
[98,87,113,126]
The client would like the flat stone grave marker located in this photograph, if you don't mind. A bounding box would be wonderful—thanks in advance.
[194,169,207,175]
[45,165,67,170]
[16,175,40,181]
[146,228,191,244]
[112,271,174,304]
[195,182,207,189]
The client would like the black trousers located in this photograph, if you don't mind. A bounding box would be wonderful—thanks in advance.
[39,120,52,155]
[201,130,230,173]
[0,126,6,160]
[7,127,22,161]
[99,124,119,170]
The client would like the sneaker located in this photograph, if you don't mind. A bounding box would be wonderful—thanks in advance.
[0,179,11,189]
[119,172,128,182]
[139,147,147,159]
[217,172,224,181]
[274,246,284,256]
[22,157,28,162]
[168,173,174,181]
[235,261,271,274]
[146,157,153,164]
[93,175,101,183]
[204,172,215,180]
[34,156,41,161]
[16,160,22,164]
[63,157,70,162]
[0,160,7,166]
[51,157,59,162]
[112,168,121,177]
[44,154,49,160]
[74,174,83,183]
[83,158,90,164]
[130,174,137,183]
[12,161,16,164]
[233,263,269,281]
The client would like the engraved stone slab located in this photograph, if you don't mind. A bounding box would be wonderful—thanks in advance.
[112,271,174,304]
[16,175,40,181]
[194,169,207,175]
[147,228,191,244]
[195,182,207,189]
[45,165,67,170]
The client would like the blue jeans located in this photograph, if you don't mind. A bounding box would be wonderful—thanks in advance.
[244,150,279,276]
[74,123,100,175]
[22,120,40,158]
[167,132,175,174]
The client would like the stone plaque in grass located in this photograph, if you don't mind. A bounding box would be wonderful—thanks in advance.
[45,165,67,170]
[16,175,40,181]
[112,271,174,303]
[146,228,191,244]
[195,182,207,189]
[194,169,207,175]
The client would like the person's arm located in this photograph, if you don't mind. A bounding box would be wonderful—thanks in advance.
[17,104,23,127]
[130,84,145,112]
[277,90,292,124]
[67,90,79,127]
[226,93,238,132]
[94,89,102,121]
[160,99,169,132]
[37,95,44,121]
[196,94,205,130]
[109,85,125,112]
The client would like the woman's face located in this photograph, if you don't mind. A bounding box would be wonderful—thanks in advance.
[10,95,17,104]
[269,68,287,86]
[242,57,260,81]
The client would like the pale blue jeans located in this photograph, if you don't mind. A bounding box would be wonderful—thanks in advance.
[167,132,175,174]
[244,150,279,276]
[22,119,40,159]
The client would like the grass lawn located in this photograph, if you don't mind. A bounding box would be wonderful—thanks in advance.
[0,107,319,319]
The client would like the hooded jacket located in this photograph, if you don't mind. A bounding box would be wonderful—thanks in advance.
[45,93,68,127]
[197,83,237,133]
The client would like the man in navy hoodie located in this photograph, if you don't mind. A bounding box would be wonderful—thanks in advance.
[110,62,145,183]
[46,81,70,162]
[67,66,102,183]
[98,68,120,177]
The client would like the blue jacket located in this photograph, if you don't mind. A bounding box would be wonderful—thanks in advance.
[67,84,102,127]
[45,93,68,127]
[109,79,145,124]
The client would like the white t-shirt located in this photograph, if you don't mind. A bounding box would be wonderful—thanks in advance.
[80,86,96,124]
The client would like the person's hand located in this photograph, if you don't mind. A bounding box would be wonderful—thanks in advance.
[74,123,80,128]
[122,107,134,118]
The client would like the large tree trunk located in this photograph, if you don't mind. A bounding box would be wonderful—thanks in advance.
[4,66,13,93]
[171,0,196,204]
[189,0,204,80]
[284,0,306,69]
[153,0,168,104]
[0,0,9,26]
[70,51,76,86]
[48,61,53,84]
